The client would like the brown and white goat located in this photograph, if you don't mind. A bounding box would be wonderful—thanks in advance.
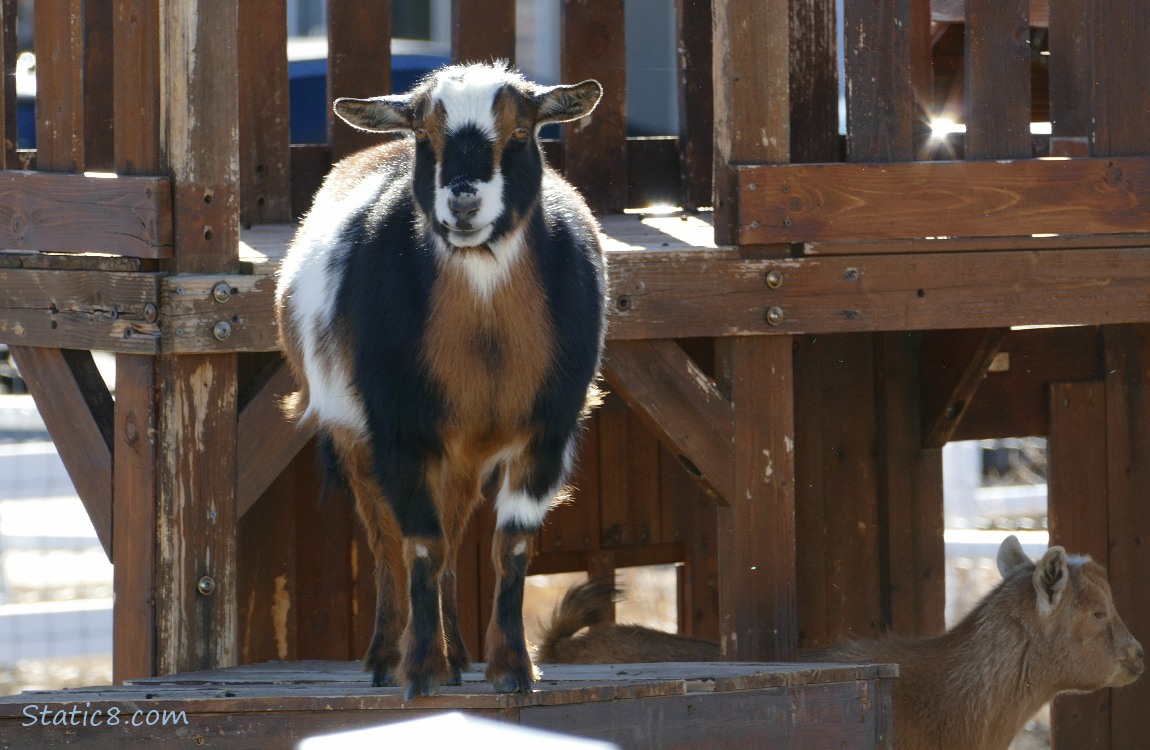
[541,537,1144,749]
[275,62,607,699]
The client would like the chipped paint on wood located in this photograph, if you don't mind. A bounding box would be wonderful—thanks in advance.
[272,575,291,660]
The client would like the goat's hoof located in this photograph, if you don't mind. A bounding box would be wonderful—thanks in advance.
[403,675,441,701]
[447,668,464,687]
[370,666,397,688]
[491,672,532,694]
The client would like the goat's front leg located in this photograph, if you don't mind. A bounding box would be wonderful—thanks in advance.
[484,527,538,693]
[399,535,452,699]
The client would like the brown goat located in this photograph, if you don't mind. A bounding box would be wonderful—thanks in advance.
[541,537,1144,750]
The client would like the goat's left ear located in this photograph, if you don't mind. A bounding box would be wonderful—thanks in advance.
[334,94,415,132]
[534,80,603,125]
[1033,546,1069,617]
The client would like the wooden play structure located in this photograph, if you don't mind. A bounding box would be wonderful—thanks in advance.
[2,0,1149,746]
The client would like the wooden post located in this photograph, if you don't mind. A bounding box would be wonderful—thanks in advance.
[714,336,797,660]
[327,0,392,162]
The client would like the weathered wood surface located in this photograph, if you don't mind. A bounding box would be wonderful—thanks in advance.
[734,157,1150,245]
[921,328,1010,448]
[0,172,172,256]
[0,660,896,749]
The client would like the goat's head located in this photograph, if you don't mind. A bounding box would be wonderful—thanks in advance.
[334,62,602,250]
[996,535,1144,692]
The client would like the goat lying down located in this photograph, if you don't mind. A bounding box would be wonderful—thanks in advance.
[276,62,607,699]
[540,536,1144,750]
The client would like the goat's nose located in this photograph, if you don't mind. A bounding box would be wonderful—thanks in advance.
[447,192,480,222]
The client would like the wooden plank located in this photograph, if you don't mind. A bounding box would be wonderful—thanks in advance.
[9,346,113,556]
[877,332,946,637]
[921,328,1010,448]
[114,0,162,175]
[843,0,914,161]
[964,0,1031,159]
[328,0,392,162]
[715,336,797,660]
[452,0,515,64]
[238,0,291,225]
[1101,325,1150,749]
[932,0,1048,26]
[674,0,713,208]
[0,267,163,352]
[83,0,115,171]
[595,396,661,549]
[237,359,316,516]
[155,354,239,675]
[1047,380,1111,750]
[159,273,280,354]
[602,339,734,504]
[1088,0,1150,158]
[33,0,85,171]
[712,0,789,243]
[951,326,1104,442]
[1047,0,1090,155]
[560,0,627,213]
[789,0,838,165]
[0,171,173,256]
[734,157,1150,245]
[793,334,884,650]
[606,246,1150,339]
[0,0,16,168]
[113,354,159,681]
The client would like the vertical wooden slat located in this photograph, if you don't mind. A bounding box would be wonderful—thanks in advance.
[715,336,797,660]
[1047,0,1090,156]
[34,0,85,171]
[327,0,391,162]
[237,469,298,665]
[1047,380,1111,750]
[682,464,719,641]
[83,0,115,171]
[793,334,884,649]
[0,0,14,168]
[965,0,1031,159]
[712,0,789,243]
[877,332,946,637]
[238,0,291,225]
[451,0,515,64]
[112,354,158,681]
[560,0,627,213]
[788,0,837,164]
[842,0,914,161]
[1088,0,1150,158]
[675,0,713,209]
[114,0,162,175]
[1100,325,1150,750]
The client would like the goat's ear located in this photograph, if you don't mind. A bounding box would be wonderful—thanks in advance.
[534,80,603,125]
[1033,546,1069,617]
[996,534,1029,578]
[334,95,415,133]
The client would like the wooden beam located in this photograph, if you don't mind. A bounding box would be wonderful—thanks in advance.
[602,339,734,505]
[674,0,713,209]
[112,354,159,681]
[921,328,1010,448]
[159,273,279,354]
[327,0,392,162]
[238,0,291,225]
[733,157,1150,245]
[715,336,797,660]
[0,171,172,256]
[606,245,1150,339]
[237,360,316,516]
[0,0,16,169]
[8,346,113,557]
[451,0,515,64]
[964,0,1031,160]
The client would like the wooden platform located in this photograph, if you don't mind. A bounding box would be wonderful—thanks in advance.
[0,660,895,748]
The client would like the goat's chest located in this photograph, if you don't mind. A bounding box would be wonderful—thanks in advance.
[421,257,554,429]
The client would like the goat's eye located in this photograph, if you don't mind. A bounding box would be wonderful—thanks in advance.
[414,128,429,142]
[1094,611,1106,620]
[511,127,529,142]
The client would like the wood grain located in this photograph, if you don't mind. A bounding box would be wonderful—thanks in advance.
[964,0,1031,160]
[921,328,1010,448]
[735,156,1150,244]
[0,171,172,256]
[452,0,515,64]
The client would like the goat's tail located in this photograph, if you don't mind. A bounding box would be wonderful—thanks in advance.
[538,576,620,661]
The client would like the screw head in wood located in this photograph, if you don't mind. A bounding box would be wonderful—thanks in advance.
[765,270,783,289]
[211,282,231,303]
[213,321,232,341]
[197,575,217,596]
[766,306,784,326]
[143,303,158,322]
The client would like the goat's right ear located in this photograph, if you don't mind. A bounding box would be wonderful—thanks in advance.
[1033,546,1069,617]
[334,95,415,133]
[996,534,1029,578]
[534,80,603,125]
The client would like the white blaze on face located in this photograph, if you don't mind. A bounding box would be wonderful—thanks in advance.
[429,68,510,248]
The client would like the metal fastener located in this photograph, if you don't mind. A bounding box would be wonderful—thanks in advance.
[766,306,785,326]
[211,282,231,303]
[196,575,217,596]
[143,303,158,322]
[765,270,783,289]
[213,321,232,340]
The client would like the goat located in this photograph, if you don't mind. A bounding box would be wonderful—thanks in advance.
[541,537,1144,750]
[275,62,607,699]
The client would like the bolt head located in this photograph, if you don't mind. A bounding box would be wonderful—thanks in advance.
[213,321,232,341]
[765,270,783,289]
[211,282,231,304]
[197,575,217,596]
[766,306,785,326]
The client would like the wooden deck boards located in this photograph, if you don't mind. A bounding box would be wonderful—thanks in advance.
[0,660,896,748]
